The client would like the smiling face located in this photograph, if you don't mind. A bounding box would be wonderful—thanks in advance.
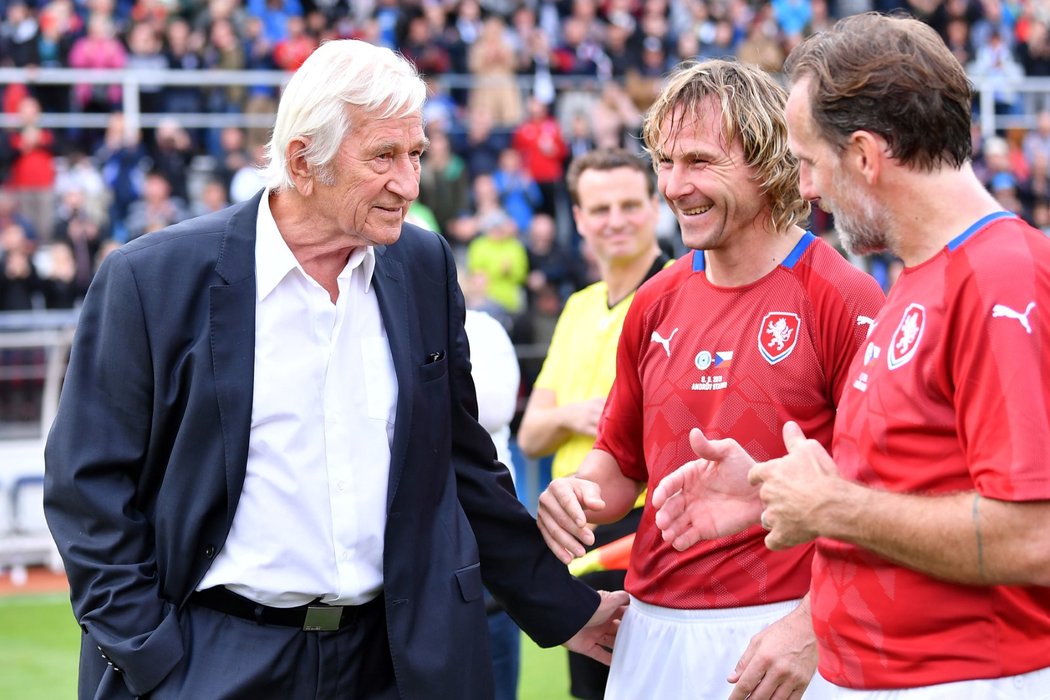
[786,77,892,255]
[573,165,660,267]
[313,106,427,247]
[654,99,769,253]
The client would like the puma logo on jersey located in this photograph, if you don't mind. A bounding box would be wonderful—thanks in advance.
[857,316,876,338]
[651,328,678,357]
[992,302,1036,335]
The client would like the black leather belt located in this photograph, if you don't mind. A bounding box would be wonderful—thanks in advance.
[190,587,382,631]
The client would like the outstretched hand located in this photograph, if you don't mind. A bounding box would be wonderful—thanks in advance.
[563,589,630,665]
[651,428,763,550]
[536,477,605,564]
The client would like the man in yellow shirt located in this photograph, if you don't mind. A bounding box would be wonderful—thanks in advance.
[518,147,668,699]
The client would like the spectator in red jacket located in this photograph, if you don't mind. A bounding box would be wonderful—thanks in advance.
[512,96,567,220]
[272,14,317,71]
[6,94,56,242]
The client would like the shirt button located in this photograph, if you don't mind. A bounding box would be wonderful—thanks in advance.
[337,480,347,492]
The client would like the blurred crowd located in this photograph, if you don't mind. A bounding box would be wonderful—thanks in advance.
[1,0,1050,330]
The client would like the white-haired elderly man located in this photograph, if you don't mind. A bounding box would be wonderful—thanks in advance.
[44,39,627,700]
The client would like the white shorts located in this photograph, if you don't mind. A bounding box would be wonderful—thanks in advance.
[829,665,1050,700]
[606,596,836,700]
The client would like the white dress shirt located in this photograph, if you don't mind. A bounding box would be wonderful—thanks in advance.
[198,193,397,606]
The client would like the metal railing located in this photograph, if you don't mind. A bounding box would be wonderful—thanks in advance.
[0,67,1043,140]
[0,309,79,441]
[0,309,553,512]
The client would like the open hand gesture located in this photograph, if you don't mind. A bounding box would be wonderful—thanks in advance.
[651,428,763,551]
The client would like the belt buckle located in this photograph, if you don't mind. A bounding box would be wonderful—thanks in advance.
[303,605,343,631]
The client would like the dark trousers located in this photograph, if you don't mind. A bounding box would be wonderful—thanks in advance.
[487,606,521,700]
[568,507,643,700]
[140,597,396,699]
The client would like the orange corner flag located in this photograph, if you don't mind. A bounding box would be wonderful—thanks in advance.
[568,533,635,577]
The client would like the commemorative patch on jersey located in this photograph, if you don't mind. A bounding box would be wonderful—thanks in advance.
[887,303,925,370]
[758,312,801,365]
[690,349,733,391]
[852,342,881,392]
[693,350,734,371]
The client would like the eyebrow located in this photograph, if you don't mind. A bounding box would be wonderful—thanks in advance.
[656,147,721,162]
[369,137,430,155]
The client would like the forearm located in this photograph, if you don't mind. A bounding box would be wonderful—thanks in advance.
[818,484,1050,586]
[518,390,581,458]
[45,442,183,693]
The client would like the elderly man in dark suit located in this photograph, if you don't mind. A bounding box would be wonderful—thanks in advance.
[44,39,627,700]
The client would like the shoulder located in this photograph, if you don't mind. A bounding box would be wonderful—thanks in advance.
[382,222,455,280]
[791,237,885,307]
[634,253,694,304]
[465,309,513,349]
[465,308,507,336]
[956,216,1050,267]
[562,280,606,310]
[799,237,878,285]
[386,222,451,259]
[115,203,247,268]
[948,216,1050,296]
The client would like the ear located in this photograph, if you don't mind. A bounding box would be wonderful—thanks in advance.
[847,130,886,185]
[286,138,313,194]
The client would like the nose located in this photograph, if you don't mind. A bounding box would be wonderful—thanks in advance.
[798,161,818,202]
[387,155,420,201]
[607,204,627,230]
[659,161,693,203]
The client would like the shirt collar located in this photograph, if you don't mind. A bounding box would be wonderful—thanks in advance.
[255,192,378,301]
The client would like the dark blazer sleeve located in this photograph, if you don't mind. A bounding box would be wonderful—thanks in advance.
[43,249,185,696]
[436,233,601,644]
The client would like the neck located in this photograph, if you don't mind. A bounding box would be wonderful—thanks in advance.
[703,224,807,287]
[883,162,1002,267]
[603,246,662,307]
[270,189,358,302]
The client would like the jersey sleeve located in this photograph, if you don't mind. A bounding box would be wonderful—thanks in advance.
[594,283,650,484]
[946,228,1050,501]
[811,253,886,405]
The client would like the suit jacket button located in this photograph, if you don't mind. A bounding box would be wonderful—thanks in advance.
[204,545,216,558]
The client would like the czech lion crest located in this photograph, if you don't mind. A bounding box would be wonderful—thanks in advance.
[758,312,801,365]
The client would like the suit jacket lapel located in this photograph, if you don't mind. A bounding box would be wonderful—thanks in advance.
[372,245,412,510]
[210,193,261,526]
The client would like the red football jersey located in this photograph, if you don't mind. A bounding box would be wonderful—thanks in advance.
[595,233,885,609]
[817,213,1050,688]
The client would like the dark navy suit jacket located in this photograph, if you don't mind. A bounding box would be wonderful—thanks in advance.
[44,192,599,698]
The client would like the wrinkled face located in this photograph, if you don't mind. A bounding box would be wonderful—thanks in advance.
[314,107,426,247]
[573,166,659,266]
[786,77,891,255]
[654,99,768,252]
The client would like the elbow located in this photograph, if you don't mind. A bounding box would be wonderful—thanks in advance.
[516,430,543,459]
[997,541,1050,587]
[1014,521,1050,586]
[1022,552,1050,588]
[515,424,559,460]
